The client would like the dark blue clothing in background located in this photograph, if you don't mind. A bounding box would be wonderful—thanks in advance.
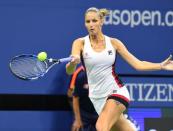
[71,66,98,131]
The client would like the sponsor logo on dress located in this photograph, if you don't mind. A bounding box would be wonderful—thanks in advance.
[113,90,117,93]
[108,50,113,55]
[83,52,92,59]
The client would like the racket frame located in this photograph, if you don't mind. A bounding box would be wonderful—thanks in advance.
[9,54,71,80]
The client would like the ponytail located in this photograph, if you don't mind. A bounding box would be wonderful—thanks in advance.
[99,8,110,19]
[85,7,109,19]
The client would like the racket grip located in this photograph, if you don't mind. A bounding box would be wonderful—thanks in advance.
[59,57,72,63]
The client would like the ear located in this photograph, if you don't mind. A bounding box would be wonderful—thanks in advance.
[100,18,104,26]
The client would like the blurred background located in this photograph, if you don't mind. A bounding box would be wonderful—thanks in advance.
[0,0,173,130]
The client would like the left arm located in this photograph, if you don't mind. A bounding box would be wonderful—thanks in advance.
[111,38,173,71]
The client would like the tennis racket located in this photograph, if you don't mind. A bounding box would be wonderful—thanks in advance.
[9,54,72,80]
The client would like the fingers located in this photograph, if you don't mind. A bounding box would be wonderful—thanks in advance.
[162,54,172,64]
[160,55,173,70]
[72,125,81,131]
[168,54,172,60]
[70,55,81,65]
[71,120,83,131]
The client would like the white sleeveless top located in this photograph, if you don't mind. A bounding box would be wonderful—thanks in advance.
[82,35,123,98]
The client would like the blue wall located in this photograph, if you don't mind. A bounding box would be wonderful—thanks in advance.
[0,0,173,130]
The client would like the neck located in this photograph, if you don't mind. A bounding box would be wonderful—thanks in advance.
[90,33,104,43]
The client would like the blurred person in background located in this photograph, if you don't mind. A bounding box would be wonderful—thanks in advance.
[67,65,98,131]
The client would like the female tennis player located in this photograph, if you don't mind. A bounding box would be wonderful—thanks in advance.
[66,7,173,131]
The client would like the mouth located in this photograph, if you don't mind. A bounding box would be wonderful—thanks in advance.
[90,29,94,32]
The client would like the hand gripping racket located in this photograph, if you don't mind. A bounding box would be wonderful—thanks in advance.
[9,54,72,80]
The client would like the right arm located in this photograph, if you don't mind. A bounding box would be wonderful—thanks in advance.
[66,38,84,75]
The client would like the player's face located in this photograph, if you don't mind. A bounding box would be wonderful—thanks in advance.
[85,11,103,36]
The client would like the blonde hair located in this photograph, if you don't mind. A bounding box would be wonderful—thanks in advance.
[85,7,109,19]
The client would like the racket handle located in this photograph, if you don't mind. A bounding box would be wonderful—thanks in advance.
[59,57,72,63]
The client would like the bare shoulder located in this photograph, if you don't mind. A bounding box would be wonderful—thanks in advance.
[110,37,124,50]
[72,37,85,53]
[73,37,84,44]
[73,37,84,47]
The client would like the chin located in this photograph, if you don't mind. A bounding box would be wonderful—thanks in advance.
[89,32,97,36]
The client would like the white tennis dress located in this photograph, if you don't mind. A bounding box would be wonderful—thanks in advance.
[82,35,130,114]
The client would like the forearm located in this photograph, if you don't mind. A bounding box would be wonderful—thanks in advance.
[136,61,162,71]
[66,38,83,75]
[73,97,82,121]
[66,62,77,75]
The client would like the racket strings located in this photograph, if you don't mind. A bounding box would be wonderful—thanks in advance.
[10,57,47,79]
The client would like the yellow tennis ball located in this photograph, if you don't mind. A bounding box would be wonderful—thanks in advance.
[37,52,47,61]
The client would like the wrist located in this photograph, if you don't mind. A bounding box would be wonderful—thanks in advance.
[66,62,77,75]
[160,63,164,70]
[66,62,76,68]
[75,117,82,122]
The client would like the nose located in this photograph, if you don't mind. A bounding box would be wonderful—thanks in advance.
[89,22,94,28]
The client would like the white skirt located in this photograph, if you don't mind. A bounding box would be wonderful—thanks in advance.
[90,86,130,115]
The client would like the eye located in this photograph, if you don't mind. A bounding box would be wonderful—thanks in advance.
[85,20,90,23]
[92,19,98,22]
